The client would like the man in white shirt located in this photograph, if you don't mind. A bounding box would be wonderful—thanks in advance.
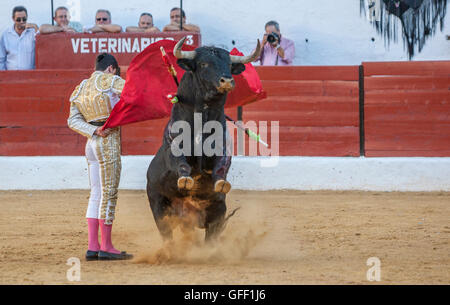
[39,6,83,34]
[83,9,122,33]
[0,6,39,70]
[163,7,200,33]
[126,12,160,33]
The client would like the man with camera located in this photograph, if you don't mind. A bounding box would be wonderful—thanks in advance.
[257,20,295,66]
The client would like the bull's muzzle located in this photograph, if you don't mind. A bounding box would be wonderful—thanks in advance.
[217,77,235,93]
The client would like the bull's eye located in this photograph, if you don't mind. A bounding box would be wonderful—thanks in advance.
[200,63,208,69]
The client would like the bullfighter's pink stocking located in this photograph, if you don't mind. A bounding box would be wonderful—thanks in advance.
[87,218,100,252]
[99,219,121,254]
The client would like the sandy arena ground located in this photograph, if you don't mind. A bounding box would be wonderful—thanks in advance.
[0,189,449,284]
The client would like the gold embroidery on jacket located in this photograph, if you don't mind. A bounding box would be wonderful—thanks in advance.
[71,71,124,123]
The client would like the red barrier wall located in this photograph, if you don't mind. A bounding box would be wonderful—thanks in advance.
[244,66,360,156]
[363,61,450,157]
[0,66,361,156]
[1,61,448,157]
[0,70,90,155]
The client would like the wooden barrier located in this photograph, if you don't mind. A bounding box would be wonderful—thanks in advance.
[363,61,450,157]
[0,66,361,156]
[0,61,448,157]
[243,66,360,156]
[0,70,90,155]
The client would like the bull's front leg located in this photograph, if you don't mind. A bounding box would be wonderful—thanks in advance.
[212,155,232,194]
[211,127,232,194]
[165,152,194,191]
[164,123,195,191]
[176,160,195,190]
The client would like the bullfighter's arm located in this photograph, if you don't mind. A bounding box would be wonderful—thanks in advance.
[67,102,98,138]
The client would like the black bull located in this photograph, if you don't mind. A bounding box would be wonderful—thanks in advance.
[146,37,261,241]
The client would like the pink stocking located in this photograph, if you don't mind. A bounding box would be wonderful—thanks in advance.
[99,219,121,254]
[87,218,100,252]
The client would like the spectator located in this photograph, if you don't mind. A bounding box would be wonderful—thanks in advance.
[84,9,122,33]
[256,20,295,66]
[0,6,38,70]
[126,13,160,33]
[163,7,200,33]
[39,6,83,34]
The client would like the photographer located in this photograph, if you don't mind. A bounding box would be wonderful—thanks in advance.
[256,20,295,66]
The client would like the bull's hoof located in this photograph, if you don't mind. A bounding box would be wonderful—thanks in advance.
[177,176,194,190]
[214,180,231,194]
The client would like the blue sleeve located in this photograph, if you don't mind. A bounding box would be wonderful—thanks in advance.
[0,34,6,70]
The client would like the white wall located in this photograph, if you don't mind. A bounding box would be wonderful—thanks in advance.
[1,156,450,191]
[1,0,448,65]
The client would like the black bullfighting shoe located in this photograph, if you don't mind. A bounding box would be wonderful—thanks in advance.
[98,251,133,261]
[85,250,99,261]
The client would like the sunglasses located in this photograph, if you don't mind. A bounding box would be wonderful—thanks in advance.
[96,18,109,21]
[15,17,27,22]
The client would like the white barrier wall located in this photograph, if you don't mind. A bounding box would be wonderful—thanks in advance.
[1,156,449,191]
[0,0,448,65]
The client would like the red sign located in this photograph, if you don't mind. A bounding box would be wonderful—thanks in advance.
[35,32,201,69]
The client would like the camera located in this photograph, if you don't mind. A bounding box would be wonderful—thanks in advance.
[267,32,280,44]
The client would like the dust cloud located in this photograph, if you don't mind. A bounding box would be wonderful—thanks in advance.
[134,204,268,265]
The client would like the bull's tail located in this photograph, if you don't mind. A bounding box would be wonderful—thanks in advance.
[224,207,240,222]
[216,207,241,237]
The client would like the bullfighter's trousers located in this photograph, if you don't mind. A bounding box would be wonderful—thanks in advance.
[85,128,121,225]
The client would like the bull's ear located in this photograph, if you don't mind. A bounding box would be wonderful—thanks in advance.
[177,59,196,71]
[231,63,246,75]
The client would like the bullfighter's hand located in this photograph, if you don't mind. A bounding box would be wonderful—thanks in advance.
[94,127,111,138]
[103,128,113,136]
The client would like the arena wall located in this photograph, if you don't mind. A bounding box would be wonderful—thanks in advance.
[1,156,450,191]
[0,66,363,156]
[0,62,449,191]
[363,61,450,157]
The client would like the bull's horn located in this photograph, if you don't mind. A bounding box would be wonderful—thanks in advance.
[173,37,196,59]
[230,39,261,64]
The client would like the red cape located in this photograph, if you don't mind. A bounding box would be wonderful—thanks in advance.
[103,39,266,129]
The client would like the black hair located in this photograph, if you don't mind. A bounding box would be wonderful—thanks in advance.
[170,7,186,18]
[95,53,120,76]
[12,6,27,18]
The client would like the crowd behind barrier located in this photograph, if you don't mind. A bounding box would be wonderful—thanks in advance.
[1,5,295,71]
